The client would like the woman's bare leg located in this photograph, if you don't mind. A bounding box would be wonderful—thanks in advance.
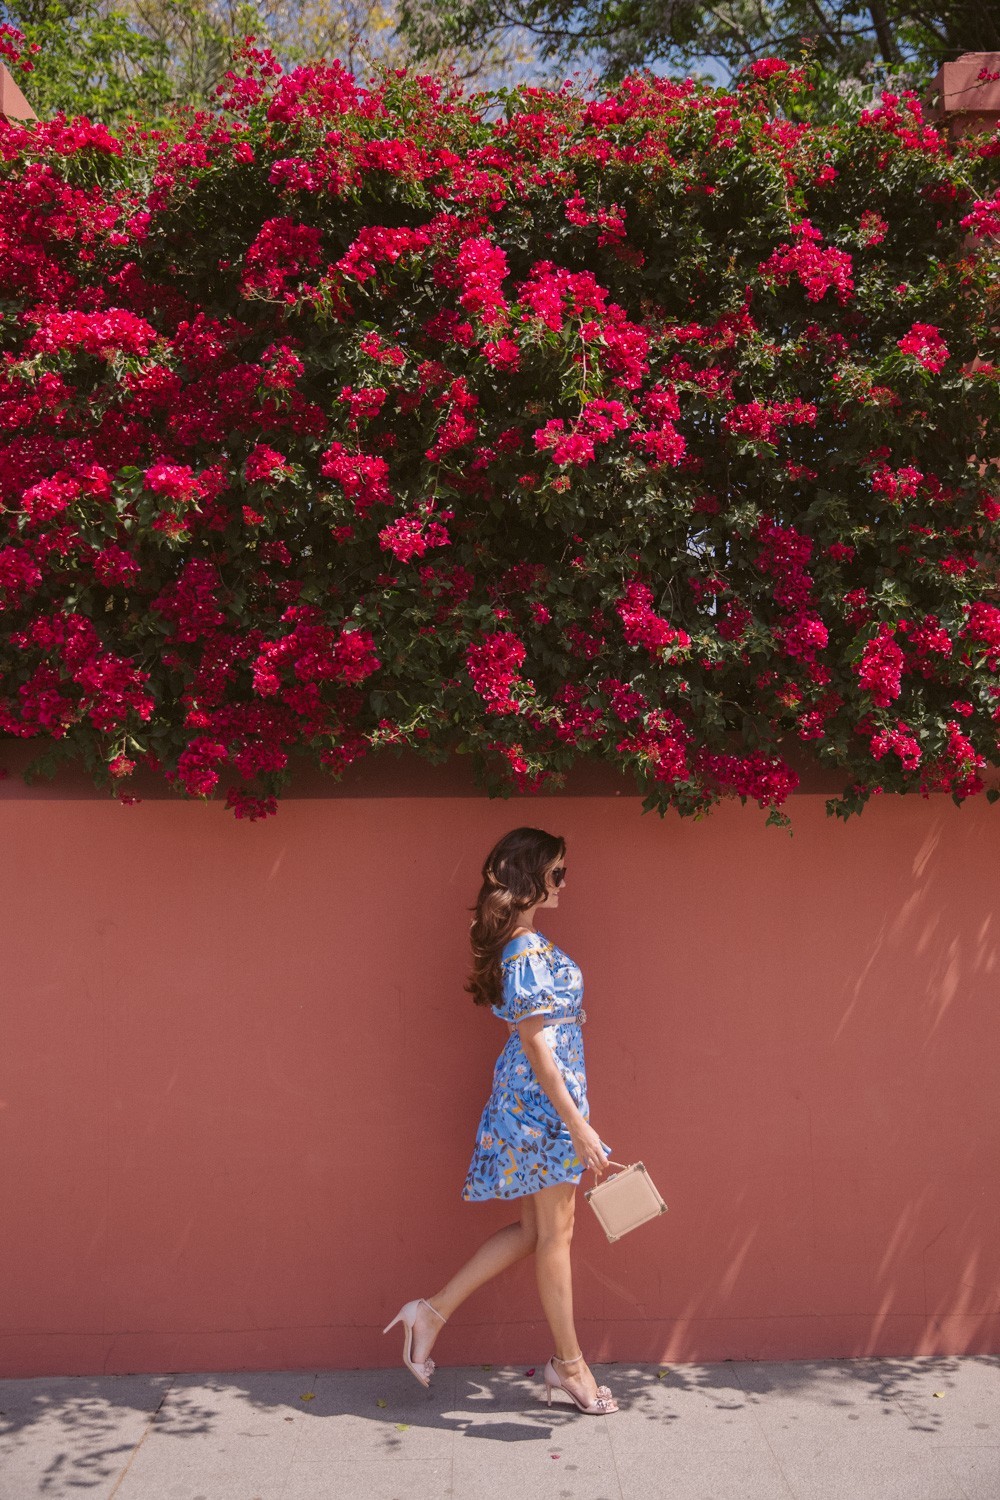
[534,1180,601,1407]
[409,1195,538,1368]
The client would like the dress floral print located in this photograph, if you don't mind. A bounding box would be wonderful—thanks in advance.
[462,931,612,1201]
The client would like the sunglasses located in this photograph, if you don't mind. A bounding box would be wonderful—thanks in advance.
[550,865,567,887]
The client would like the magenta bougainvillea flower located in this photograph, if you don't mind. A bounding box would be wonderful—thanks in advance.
[897,323,950,373]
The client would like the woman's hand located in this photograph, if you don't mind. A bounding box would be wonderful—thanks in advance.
[570,1121,609,1177]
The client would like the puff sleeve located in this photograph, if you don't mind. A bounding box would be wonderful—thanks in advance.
[496,945,558,1024]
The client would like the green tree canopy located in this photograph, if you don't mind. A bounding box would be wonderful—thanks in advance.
[0,0,534,130]
[399,0,1000,121]
[0,1,174,122]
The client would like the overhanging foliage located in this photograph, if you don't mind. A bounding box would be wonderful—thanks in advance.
[1,33,999,825]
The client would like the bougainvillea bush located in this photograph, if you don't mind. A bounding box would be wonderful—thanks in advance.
[1,29,999,826]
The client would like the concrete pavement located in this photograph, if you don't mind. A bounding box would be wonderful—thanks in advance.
[1,1355,998,1499]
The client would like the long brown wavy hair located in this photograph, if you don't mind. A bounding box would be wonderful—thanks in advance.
[466,826,566,1008]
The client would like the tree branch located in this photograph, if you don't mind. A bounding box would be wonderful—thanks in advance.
[867,1,902,64]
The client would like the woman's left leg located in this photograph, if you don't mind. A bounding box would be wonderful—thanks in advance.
[408,1196,538,1368]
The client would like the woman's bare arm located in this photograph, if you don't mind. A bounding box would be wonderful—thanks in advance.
[518,1016,609,1173]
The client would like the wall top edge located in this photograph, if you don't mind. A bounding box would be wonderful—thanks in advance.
[936,52,1000,112]
[3,738,1000,803]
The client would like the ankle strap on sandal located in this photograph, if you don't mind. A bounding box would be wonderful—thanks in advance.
[552,1351,584,1365]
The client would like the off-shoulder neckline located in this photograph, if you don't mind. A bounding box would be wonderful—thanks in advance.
[501,929,548,954]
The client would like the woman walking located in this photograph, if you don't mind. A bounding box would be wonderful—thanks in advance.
[384,825,619,1415]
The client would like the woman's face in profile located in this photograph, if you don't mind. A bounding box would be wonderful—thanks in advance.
[539,852,567,908]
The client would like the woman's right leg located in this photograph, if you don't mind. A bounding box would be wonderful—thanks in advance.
[534,1181,605,1408]
[406,1194,539,1368]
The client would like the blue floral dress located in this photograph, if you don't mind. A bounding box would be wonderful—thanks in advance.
[462,930,612,1201]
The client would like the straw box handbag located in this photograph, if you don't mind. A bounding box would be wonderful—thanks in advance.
[584,1161,668,1243]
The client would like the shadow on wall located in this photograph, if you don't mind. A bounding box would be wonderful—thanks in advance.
[530,798,1000,1366]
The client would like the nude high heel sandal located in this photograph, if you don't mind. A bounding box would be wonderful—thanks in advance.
[382,1298,447,1388]
[543,1353,620,1414]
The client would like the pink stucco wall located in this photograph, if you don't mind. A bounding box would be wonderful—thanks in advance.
[2,750,999,1377]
